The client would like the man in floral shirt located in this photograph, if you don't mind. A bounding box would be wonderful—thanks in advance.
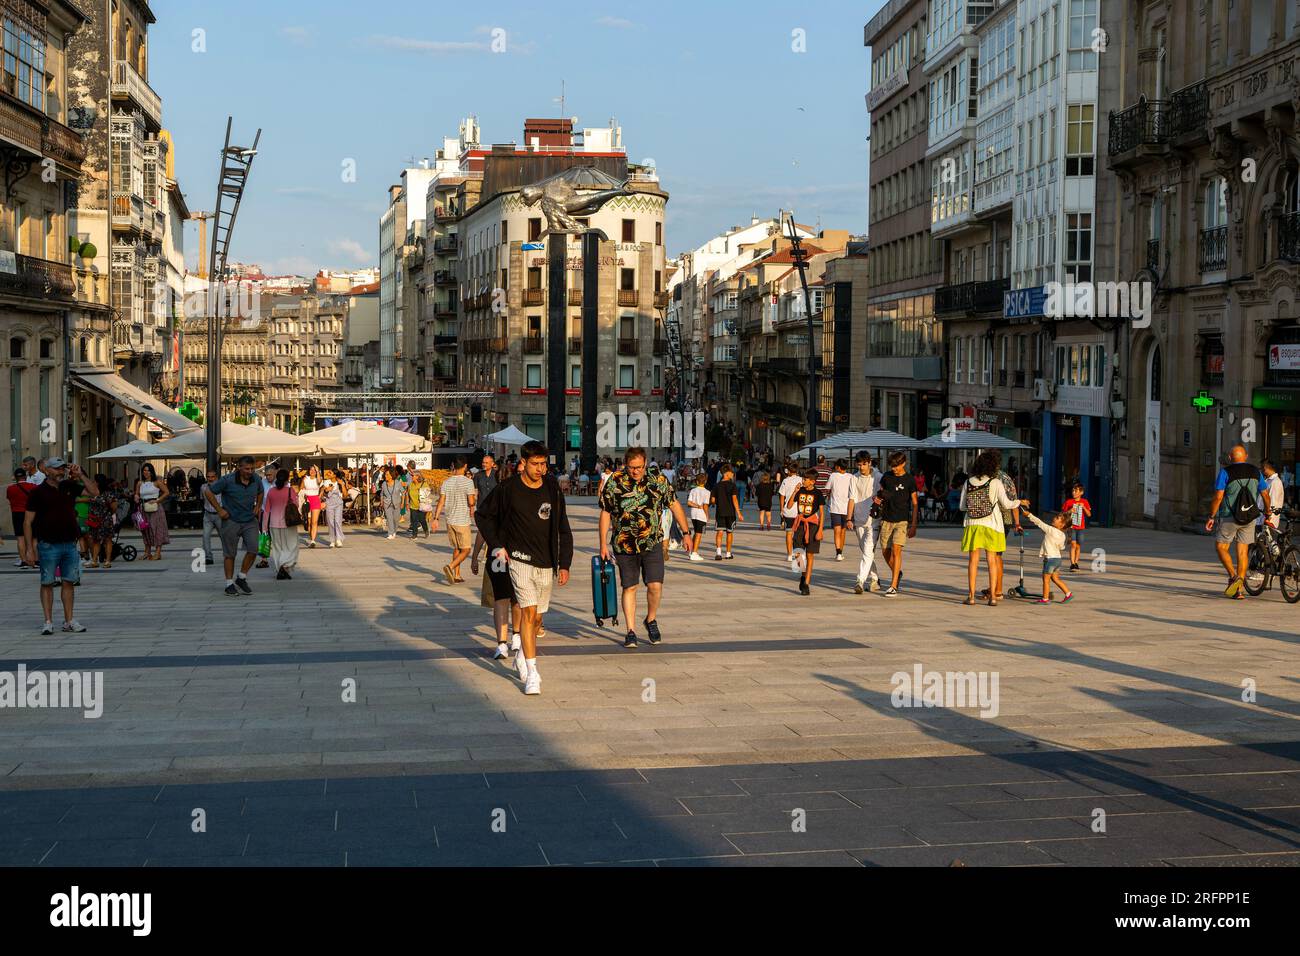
[598,446,694,649]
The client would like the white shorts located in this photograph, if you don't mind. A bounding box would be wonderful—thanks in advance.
[508,561,554,612]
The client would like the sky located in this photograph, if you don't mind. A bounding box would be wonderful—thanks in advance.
[150,0,882,275]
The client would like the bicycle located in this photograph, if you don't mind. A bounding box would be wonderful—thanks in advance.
[1243,511,1300,602]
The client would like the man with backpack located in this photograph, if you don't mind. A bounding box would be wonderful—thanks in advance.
[1205,445,1265,599]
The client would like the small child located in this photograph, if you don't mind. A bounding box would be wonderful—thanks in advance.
[1020,499,1073,604]
[711,465,742,560]
[686,473,711,562]
[323,480,345,548]
[1065,482,1092,571]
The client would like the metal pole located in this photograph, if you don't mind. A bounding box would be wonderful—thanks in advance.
[786,216,818,448]
[546,232,567,464]
[581,230,600,473]
[205,118,233,474]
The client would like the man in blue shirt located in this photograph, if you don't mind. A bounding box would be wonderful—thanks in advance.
[204,456,264,596]
[1205,444,1264,599]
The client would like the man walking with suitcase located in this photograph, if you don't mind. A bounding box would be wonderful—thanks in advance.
[475,441,573,695]
[599,446,695,648]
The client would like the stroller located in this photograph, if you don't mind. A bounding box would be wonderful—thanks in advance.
[106,497,138,563]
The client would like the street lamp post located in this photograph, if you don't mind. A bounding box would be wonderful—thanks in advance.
[785,214,818,449]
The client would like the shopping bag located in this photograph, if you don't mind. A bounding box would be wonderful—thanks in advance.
[257,532,272,558]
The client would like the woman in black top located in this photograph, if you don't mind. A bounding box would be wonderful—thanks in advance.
[755,469,775,530]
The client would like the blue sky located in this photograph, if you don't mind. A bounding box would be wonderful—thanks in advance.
[151,0,880,275]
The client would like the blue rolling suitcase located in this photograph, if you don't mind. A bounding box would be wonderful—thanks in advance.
[592,555,619,626]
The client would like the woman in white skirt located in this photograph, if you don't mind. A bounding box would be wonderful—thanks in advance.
[262,468,300,580]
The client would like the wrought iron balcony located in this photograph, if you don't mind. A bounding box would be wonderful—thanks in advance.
[617,289,638,307]
[569,337,582,354]
[433,270,457,287]
[1199,226,1227,272]
[1280,211,1300,263]
[522,288,543,306]
[433,334,457,349]
[1168,80,1209,140]
[568,288,583,306]
[617,337,639,355]
[0,254,76,303]
[432,236,459,255]
[654,291,670,309]
[523,335,545,354]
[1108,98,1169,156]
[934,277,1010,315]
[434,301,456,318]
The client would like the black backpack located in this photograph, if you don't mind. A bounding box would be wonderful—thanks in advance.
[1230,482,1261,525]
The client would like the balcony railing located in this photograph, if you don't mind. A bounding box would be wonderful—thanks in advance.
[433,334,457,349]
[434,301,456,317]
[111,61,162,128]
[433,206,460,223]
[653,339,666,356]
[654,291,670,309]
[1147,238,1161,273]
[523,335,545,354]
[523,288,543,306]
[0,254,76,303]
[433,270,456,287]
[934,277,1011,314]
[1280,212,1300,263]
[617,337,639,355]
[617,289,638,307]
[1168,80,1209,140]
[1199,225,1228,272]
[433,236,459,255]
[568,289,583,306]
[569,337,582,354]
[1108,98,1169,155]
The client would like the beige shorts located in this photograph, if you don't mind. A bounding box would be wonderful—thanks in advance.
[508,561,554,612]
[447,524,472,549]
[880,520,910,550]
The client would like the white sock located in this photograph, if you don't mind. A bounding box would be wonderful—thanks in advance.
[526,658,538,676]
[236,571,247,580]
[225,578,235,587]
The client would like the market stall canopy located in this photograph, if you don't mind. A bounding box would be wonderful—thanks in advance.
[150,422,322,457]
[484,425,534,446]
[916,431,1035,450]
[310,420,433,455]
[797,430,923,455]
[88,439,187,461]
[71,370,202,436]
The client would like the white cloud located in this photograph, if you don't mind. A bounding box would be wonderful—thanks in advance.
[367,34,488,54]
[328,238,371,265]
[596,16,639,29]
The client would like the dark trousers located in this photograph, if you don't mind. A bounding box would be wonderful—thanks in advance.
[410,511,428,536]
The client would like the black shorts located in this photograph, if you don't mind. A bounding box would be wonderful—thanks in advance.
[692,519,706,535]
[487,566,515,602]
[716,515,736,532]
[756,490,773,511]
[615,548,665,588]
[795,523,822,554]
[782,516,796,530]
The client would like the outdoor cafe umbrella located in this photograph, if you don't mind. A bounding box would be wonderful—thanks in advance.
[89,438,190,461]
[796,430,923,456]
[915,431,1034,450]
[310,420,433,455]
[149,421,322,458]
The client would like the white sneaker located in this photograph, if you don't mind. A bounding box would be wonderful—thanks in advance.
[40,621,53,635]
[493,642,509,660]
[668,540,681,551]
[836,553,844,562]
[510,633,522,653]
[688,552,704,562]
[386,534,396,540]
[62,620,86,633]
[14,559,25,567]
[524,673,541,695]
[515,649,529,682]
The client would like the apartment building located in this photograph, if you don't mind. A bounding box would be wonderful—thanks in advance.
[265,293,346,431]
[866,0,947,440]
[819,242,873,438]
[0,0,90,479]
[455,118,669,453]
[180,315,268,424]
[1106,0,1300,527]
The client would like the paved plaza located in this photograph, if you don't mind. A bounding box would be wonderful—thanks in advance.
[2,498,1299,865]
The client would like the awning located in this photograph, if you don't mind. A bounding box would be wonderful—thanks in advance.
[916,431,1035,450]
[71,370,201,436]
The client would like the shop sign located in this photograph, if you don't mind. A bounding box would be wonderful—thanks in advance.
[1004,286,1046,319]
[1269,343,1300,370]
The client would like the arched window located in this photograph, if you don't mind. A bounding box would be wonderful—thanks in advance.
[79,337,88,363]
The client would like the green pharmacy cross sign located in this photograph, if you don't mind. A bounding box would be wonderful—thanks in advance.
[1191,390,1216,414]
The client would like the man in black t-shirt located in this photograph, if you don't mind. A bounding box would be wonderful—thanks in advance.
[710,465,742,560]
[874,451,918,597]
[23,458,98,634]
[791,468,825,596]
[475,441,573,696]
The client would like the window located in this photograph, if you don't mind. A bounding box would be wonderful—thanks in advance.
[498,361,508,387]
[982,338,992,385]
[618,364,635,389]
[1080,344,1091,386]
[653,364,661,389]
[1066,213,1093,283]
[621,219,635,242]
[527,218,541,242]
[967,335,977,383]
[1250,0,1272,55]
[570,364,581,388]
[1068,0,1099,70]
[9,366,20,451]
[655,221,662,246]
[1066,105,1095,176]
[525,363,542,388]
[1205,176,1228,228]
[654,269,662,293]
[954,336,964,382]
[620,268,635,291]
[39,338,51,359]
[501,220,508,244]
[527,267,541,290]
[3,19,45,112]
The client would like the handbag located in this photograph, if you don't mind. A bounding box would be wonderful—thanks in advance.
[284,499,303,527]
[142,500,159,513]
[132,509,149,531]
[257,532,272,558]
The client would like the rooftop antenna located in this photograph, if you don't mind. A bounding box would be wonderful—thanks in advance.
[553,80,565,118]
